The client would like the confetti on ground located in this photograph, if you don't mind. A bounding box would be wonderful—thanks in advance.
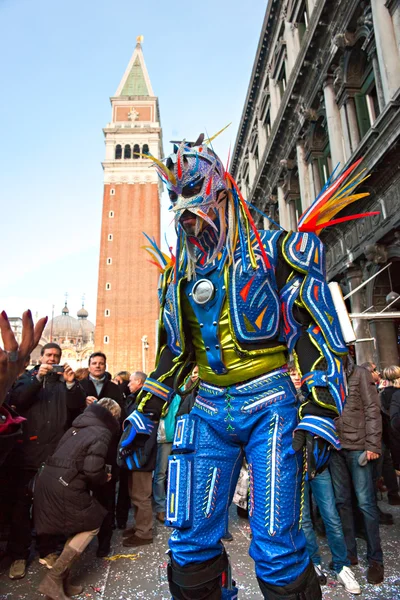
[104,553,139,562]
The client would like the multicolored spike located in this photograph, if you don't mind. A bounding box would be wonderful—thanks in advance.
[298,158,378,235]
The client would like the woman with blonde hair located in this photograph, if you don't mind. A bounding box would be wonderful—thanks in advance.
[34,398,121,600]
[381,366,400,437]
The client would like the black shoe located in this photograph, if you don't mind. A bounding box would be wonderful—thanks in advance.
[378,507,394,525]
[367,561,384,584]
[313,564,327,585]
[96,543,111,558]
[236,506,249,519]
[116,521,127,530]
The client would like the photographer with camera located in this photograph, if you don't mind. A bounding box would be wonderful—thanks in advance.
[4,342,85,581]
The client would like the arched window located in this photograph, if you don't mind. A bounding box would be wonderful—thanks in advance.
[110,188,115,196]
[343,43,380,143]
[124,144,131,159]
[106,282,111,290]
[105,309,110,317]
[142,144,149,155]
[115,145,122,160]
[133,143,140,159]
[104,335,109,344]
[108,234,113,241]
[109,210,114,218]
[107,257,112,265]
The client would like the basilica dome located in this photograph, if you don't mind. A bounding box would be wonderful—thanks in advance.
[42,303,95,344]
[34,300,96,370]
[77,304,95,343]
[43,303,81,340]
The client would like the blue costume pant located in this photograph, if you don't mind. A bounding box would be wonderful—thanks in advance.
[166,368,310,586]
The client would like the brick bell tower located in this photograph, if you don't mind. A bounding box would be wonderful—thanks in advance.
[95,36,162,375]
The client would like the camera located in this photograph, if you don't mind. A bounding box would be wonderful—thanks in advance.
[52,365,64,374]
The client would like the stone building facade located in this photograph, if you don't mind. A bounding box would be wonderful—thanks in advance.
[95,38,162,376]
[231,0,400,368]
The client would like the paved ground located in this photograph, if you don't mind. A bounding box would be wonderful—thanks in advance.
[1,498,399,599]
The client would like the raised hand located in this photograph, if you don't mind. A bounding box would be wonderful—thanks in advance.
[0,310,47,406]
[63,363,76,384]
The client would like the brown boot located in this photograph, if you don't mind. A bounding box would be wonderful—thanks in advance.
[64,571,84,597]
[38,545,78,600]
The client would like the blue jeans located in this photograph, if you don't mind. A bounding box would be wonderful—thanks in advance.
[302,469,349,572]
[330,449,383,565]
[153,442,172,514]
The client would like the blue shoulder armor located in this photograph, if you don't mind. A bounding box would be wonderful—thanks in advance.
[157,269,183,358]
[282,232,346,355]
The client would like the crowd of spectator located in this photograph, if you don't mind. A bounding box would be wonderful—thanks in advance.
[0,311,400,598]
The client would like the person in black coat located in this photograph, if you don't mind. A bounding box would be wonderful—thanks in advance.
[119,371,160,548]
[5,343,86,580]
[34,398,121,600]
[381,366,400,466]
[112,371,131,402]
[76,352,124,556]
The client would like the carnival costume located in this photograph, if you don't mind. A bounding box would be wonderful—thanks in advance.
[118,130,371,599]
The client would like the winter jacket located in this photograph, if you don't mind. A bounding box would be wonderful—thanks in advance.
[379,386,400,465]
[34,403,120,536]
[6,369,86,470]
[78,373,124,404]
[390,389,400,437]
[0,405,25,467]
[335,365,382,454]
[78,374,124,467]
[176,388,198,418]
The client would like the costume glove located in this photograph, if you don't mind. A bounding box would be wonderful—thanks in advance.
[292,430,331,480]
[117,411,156,470]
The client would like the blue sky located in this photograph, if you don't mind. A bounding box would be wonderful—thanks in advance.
[0,0,267,323]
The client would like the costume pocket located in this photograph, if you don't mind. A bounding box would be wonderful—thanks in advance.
[172,414,196,452]
[165,454,193,529]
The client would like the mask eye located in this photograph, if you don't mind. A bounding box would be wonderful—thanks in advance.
[168,189,178,202]
[182,177,204,199]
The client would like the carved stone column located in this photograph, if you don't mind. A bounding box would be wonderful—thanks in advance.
[323,78,345,168]
[263,217,271,230]
[371,0,400,103]
[370,319,399,368]
[248,152,257,188]
[270,79,280,123]
[371,53,386,112]
[285,21,301,76]
[296,140,313,209]
[311,159,322,196]
[257,118,267,156]
[306,0,316,14]
[346,97,361,152]
[339,105,352,161]
[288,201,297,232]
[277,183,290,230]
[391,2,400,52]
[346,267,375,365]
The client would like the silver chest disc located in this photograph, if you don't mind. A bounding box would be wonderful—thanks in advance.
[191,279,215,305]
